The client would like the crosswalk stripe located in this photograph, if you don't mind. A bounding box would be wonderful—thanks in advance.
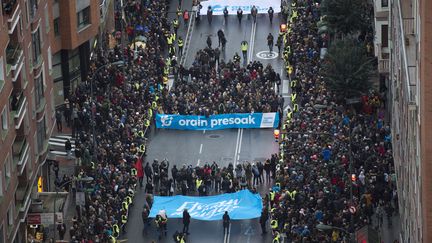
[48,141,76,148]
[54,135,74,139]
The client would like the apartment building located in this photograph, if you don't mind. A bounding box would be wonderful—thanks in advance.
[0,0,56,241]
[373,0,432,242]
[50,0,115,105]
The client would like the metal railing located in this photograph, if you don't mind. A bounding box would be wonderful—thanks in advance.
[6,44,22,66]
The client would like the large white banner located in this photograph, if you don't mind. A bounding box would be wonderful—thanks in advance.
[199,0,281,16]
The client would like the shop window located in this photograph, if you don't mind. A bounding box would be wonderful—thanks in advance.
[77,7,90,30]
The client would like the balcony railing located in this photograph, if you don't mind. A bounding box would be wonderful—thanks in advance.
[11,92,27,129]
[6,44,23,73]
[16,182,31,214]
[13,138,29,173]
[379,59,390,73]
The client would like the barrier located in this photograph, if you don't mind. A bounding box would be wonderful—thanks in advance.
[199,0,281,16]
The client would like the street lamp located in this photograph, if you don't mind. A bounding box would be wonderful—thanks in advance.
[89,60,124,162]
[53,176,93,242]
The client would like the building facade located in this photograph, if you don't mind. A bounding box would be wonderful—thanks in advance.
[375,0,432,242]
[49,0,115,105]
[0,0,56,241]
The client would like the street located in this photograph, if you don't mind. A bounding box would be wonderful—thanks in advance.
[121,2,285,242]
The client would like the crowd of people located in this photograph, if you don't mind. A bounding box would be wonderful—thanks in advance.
[267,0,397,242]
[162,48,284,115]
[54,0,174,241]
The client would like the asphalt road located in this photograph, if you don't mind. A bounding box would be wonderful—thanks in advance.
[122,3,286,242]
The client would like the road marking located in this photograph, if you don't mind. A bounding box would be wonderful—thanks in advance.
[247,21,257,63]
[199,143,203,154]
[197,159,201,166]
[282,79,289,96]
[224,223,232,243]
[256,51,278,59]
[234,128,244,166]
[203,130,206,134]
[233,129,241,165]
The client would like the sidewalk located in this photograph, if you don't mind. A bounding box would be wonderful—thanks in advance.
[49,119,78,242]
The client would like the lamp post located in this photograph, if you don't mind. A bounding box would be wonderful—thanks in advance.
[89,60,124,162]
[53,176,93,242]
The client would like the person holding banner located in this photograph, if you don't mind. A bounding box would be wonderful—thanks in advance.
[251,5,258,23]
[237,7,243,24]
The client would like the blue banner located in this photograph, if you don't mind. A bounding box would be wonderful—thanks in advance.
[156,113,279,130]
[149,190,263,221]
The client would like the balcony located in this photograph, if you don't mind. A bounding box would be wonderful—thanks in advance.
[2,0,21,34]
[10,91,27,129]
[16,177,31,217]
[6,43,24,81]
[376,44,389,74]
[374,0,389,19]
[13,138,30,175]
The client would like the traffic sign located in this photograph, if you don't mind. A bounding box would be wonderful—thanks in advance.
[256,51,278,59]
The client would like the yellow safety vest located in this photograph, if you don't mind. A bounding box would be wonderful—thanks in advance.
[273,233,280,243]
[113,224,120,234]
[293,104,298,112]
[287,111,293,120]
[122,215,128,224]
[110,235,117,243]
[148,109,153,118]
[122,201,128,211]
[137,130,144,138]
[171,33,176,41]
[152,101,157,109]
[173,19,179,28]
[140,144,146,153]
[126,196,132,205]
[91,161,95,169]
[269,191,275,201]
[270,220,278,229]
[290,80,296,88]
[131,168,137,176]
[241,43,248,51]
[144,119,150,127]
[196,179,203,189]
[288,65,293,75]
[178,39,184,47]
[167,36,173,45]
[291,93,297,103]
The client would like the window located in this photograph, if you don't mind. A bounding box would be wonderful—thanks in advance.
[0,170,3,197]
[7,206,13,226]
[35,73,44,107]
[52,52,62,81]
[4,155,11,185]
[48,47,52,71]
[53,18,60,36]
[37,117,46,153]
[44,5,49,33]
[29,0,38,19]
[1,107,7,131]
[32,29,41,64]
[77,7,90,30]
[0,56,4,80]
[381,0,389,7]
[382,25,389,48]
